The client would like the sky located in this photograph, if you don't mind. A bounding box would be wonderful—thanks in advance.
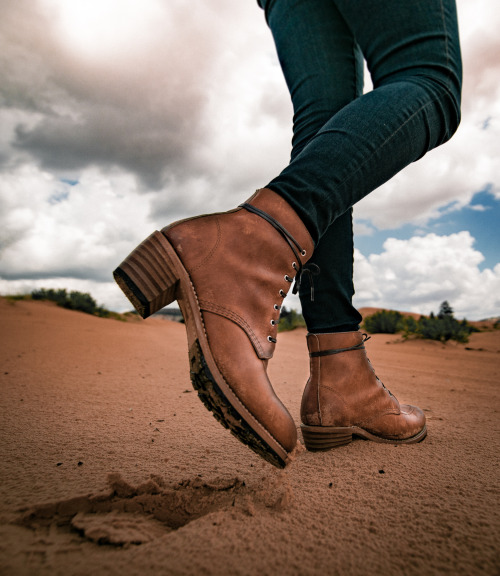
[0,0,499,321]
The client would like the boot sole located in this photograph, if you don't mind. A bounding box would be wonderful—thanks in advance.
[113,230,289,468]
[301,423,427,451]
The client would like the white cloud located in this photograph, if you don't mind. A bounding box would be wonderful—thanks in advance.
[353,232,500,320]
[0,0,498,322]
[0,165,155,281]
[1,0,283,195]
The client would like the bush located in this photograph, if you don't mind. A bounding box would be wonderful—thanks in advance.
[363,301,474,343]
[415,311,472,343]
[31,288,110,317]
[5,294,31,302]
[412,301,474,343]
[64,290,98,314]
[363,310,403,334]
[400,315,418,339]
[278,306,306,332]
[32,288,68,306]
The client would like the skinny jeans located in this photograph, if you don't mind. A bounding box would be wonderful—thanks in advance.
[258,0,462,332]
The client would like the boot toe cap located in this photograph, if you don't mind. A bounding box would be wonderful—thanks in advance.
[204,312,298,454]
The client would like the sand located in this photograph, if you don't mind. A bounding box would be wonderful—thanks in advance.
[0,297,498,576]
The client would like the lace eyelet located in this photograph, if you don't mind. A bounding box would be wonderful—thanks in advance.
[301,250,307,257]
[274,304,280,311]
[292,262,298,270]
[284,275,293,282]
[267,335,277,343]
[270,319,276,326]
[279,290,286,298]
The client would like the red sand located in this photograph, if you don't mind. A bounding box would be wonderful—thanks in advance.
[0,298,498,575]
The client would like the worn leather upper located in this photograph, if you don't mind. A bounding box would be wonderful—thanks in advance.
[162,188,314,453]
[301,331,426,440]
[163,188,313,360]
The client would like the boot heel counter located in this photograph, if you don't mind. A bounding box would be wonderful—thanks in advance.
[163,214,221,271]
[301,334,322,426]
[300,377,321,426]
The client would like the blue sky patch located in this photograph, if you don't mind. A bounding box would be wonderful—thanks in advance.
[354,188,500,271]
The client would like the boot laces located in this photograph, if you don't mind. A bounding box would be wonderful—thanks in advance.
[363,338,395,398]
[240,202,321,345]
[239,202,320,300]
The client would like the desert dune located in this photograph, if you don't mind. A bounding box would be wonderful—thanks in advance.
[0,297,498,575]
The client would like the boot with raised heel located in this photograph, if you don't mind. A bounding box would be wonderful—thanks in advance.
[114,188,314,468]
[300,331,427,451]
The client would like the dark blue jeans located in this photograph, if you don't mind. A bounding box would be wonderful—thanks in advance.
[258,0,462,332]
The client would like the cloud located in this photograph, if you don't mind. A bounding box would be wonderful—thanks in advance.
[0,0,289,195]
[0,165,155,282]
[353,0,500,230]
[0,0,498,321]
[2,0,497,223]
[353,231,500,320]
[1,2,210,189]
[458,0,500,110]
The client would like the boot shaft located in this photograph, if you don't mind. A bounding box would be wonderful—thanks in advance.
[301,331,400,427]
[300,331,427,446]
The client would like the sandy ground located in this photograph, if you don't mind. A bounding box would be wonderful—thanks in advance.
[0,297,498,576]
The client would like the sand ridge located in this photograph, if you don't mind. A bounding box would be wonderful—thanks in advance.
[0,298,498,575]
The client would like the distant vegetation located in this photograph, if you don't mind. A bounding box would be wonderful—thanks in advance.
[363,301,477,343]
[1,287,132,319]
[4,291,486,342]
[30,288,115,318]
[278,300,480,344]
[278,306,306,332]
[363,309,403,334]
[278,301,479,344]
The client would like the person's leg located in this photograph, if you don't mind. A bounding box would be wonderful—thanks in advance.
[263,0,462,242]
[261,0,363,332]
[114,0,462,465]
[261,0,461,450]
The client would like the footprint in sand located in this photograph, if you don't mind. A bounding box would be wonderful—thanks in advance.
[18,472,292,546]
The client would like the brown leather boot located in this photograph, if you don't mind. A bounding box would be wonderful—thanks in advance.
[301,331,427,451]
[113,188,314,468]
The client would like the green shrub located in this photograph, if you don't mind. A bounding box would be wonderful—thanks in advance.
[400,315,418,338]
[5,294,31,302]
[278,306,306,332]
[64,290,98,314]
[415,311,472,343]
[30,288,110,318]
[363,301,474,344]
[32,288,68,306]
[363,310,403,334]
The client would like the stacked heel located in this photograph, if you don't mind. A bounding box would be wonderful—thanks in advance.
[301,425,353,451]
[113,231,180,318]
